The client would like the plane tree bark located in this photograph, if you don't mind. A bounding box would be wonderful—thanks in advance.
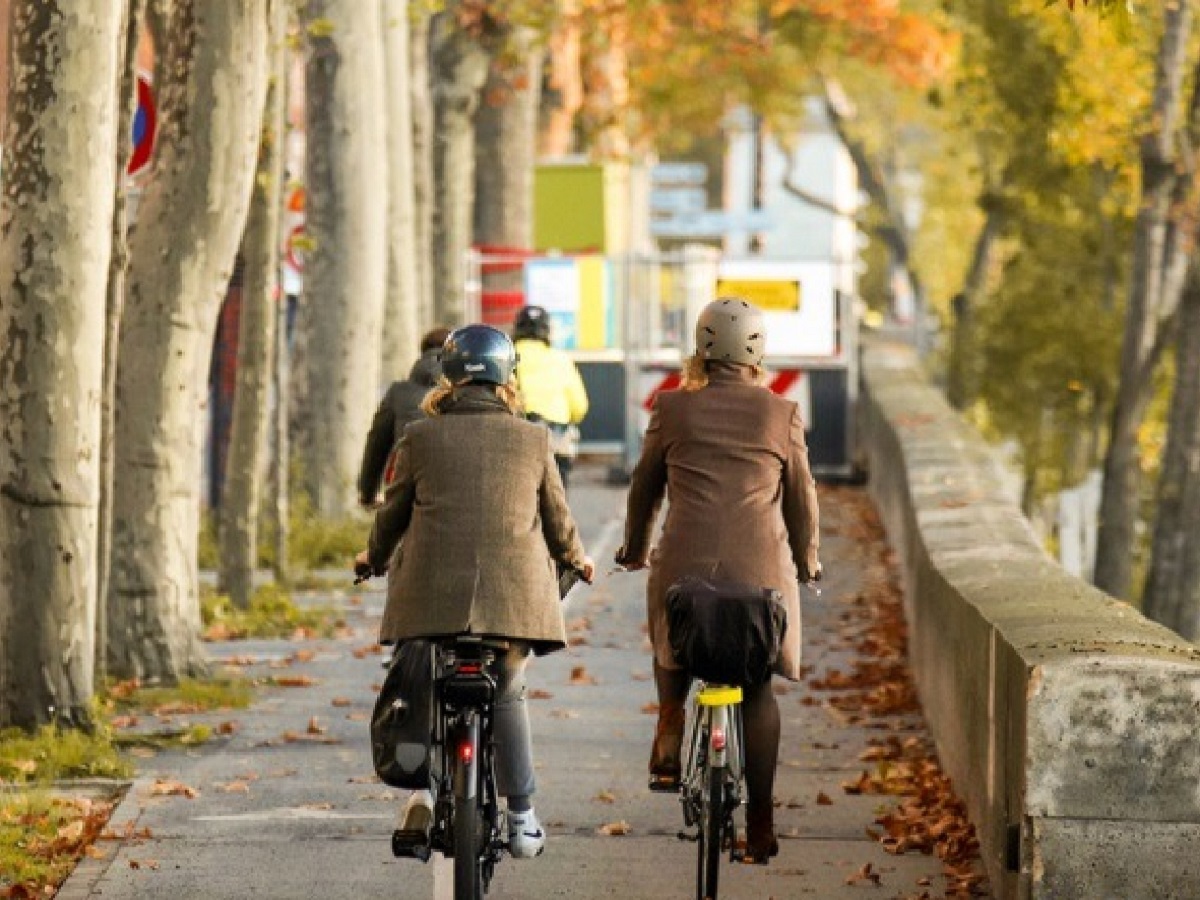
[380,0,421,382]
[300,0,388,515]
[0,1,124,727]
[219,0,287,609]
[109,0,270,681]
[430,3,494,324]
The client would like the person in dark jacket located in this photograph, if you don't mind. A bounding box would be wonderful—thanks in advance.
[354,324,594,859]
[357,327,451,507]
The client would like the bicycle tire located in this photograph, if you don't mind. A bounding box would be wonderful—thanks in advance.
[453,793,483,900]
[696,763,724,900]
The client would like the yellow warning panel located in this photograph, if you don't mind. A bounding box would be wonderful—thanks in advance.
[715,278,801,313]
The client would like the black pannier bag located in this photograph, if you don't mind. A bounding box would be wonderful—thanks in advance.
[665,577,787,687]
[370,639,436,789]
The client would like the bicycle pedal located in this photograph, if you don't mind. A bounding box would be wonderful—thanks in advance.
[677,829,698,843]
[391,829,432,862]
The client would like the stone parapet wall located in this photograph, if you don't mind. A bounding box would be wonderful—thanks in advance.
[858,338,1200,899]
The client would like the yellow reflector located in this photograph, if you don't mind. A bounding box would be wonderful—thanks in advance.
[697,686,743,707]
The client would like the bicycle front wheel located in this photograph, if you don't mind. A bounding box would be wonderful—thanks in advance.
[454,794,483,900]
[697,764,725,900]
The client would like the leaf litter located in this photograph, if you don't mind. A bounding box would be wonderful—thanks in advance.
[813,487,989,897]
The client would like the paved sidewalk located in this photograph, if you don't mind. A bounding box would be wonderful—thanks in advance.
[61,466,989,899]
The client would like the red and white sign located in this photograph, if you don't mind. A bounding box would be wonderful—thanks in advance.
[638,367,812,430]
[127,72,156,178]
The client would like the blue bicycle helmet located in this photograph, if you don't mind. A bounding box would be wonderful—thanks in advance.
[439,325,518,386]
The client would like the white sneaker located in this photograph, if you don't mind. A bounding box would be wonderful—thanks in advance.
[507,807,546,859]
[396,790,433,835]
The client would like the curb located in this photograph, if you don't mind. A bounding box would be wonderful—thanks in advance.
[56,777,148,900]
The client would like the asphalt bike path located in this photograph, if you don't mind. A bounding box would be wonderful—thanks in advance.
[61,464,988,899]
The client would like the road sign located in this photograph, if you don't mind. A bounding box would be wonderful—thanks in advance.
[651,162,707,186]
[127,72,156,177]
[649,209,775,238]
[284,224,307,274]
[715,276,800,312]
[649,187,706,215]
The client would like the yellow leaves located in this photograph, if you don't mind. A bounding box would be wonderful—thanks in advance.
[306,18,337,39]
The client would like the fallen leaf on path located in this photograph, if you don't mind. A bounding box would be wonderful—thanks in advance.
[597,820,631,836]
[548,710,579,719]
[816,791,833,806]
[345,712,369,722]
[844,862,881,886]
[569,666,598,685]
[593,790,616,804]
[307,716,326,735]
[109,716,140,729]
[129,859,160,871]
[331,697,354,707]
[270,675,319,688]
[528,689,554,700]
[150,779,199,799]
[630,671,651,681]
[217,721,239,735]
[218,781,251,794]
[640,702,660,714]
[84,845,108,859]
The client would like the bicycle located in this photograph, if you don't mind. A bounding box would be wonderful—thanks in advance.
[678,682,746,900]
[362,563,587,900]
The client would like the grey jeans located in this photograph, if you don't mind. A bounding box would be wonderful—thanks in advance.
[492,643,535,800]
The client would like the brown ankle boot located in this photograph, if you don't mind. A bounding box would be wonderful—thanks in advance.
[745,806,778,864]
[648,706,685,789]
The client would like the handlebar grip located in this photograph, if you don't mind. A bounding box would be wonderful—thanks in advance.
[556,565,589,600]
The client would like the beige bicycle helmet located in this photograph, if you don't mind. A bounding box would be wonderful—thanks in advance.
[695,297,766,366]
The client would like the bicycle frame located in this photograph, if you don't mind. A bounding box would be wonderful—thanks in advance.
[680,684,746,900]
[428,639,505,899]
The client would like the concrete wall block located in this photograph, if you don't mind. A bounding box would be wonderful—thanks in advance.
[1031,817,1200,900]
[1027,660,1200,821]
[859,337,1200,899]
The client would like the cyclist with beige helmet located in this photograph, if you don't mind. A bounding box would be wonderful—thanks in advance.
[615,297,822,864]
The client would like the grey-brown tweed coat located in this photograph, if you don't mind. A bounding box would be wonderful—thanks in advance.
[619,363,821,680]
[367,386,587,653]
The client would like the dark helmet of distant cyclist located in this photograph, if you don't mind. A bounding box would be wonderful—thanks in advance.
[513,305,552,344]
[439,324,518,386]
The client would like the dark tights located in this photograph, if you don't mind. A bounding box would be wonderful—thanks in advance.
[653,662,780,815]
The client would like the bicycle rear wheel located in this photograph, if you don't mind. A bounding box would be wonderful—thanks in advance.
[453,794,483,900]
[696,763,725,900]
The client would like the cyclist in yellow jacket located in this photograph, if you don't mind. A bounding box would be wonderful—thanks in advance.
[512,305,589,488]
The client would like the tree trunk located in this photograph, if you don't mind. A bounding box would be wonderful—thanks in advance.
[301,0,388,516]
[1094,2,1192,599]
[474,28,543,249]
[1144,266,1200,637]
[109,0,269,681]
[947,199,1004,410]
[380,0,421,384]
[219,0,287,609]
[97,0,148,687]
[430,6,491,325]
[410,8,436,331]
[538,0,581,157]
[0,1,124,728]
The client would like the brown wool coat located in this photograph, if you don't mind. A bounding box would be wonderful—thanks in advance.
[620,364,821,680]
[367,387,587,653]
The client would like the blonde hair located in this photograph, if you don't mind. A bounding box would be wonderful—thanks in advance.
[680,353,766,391]
[420,377,523,416]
